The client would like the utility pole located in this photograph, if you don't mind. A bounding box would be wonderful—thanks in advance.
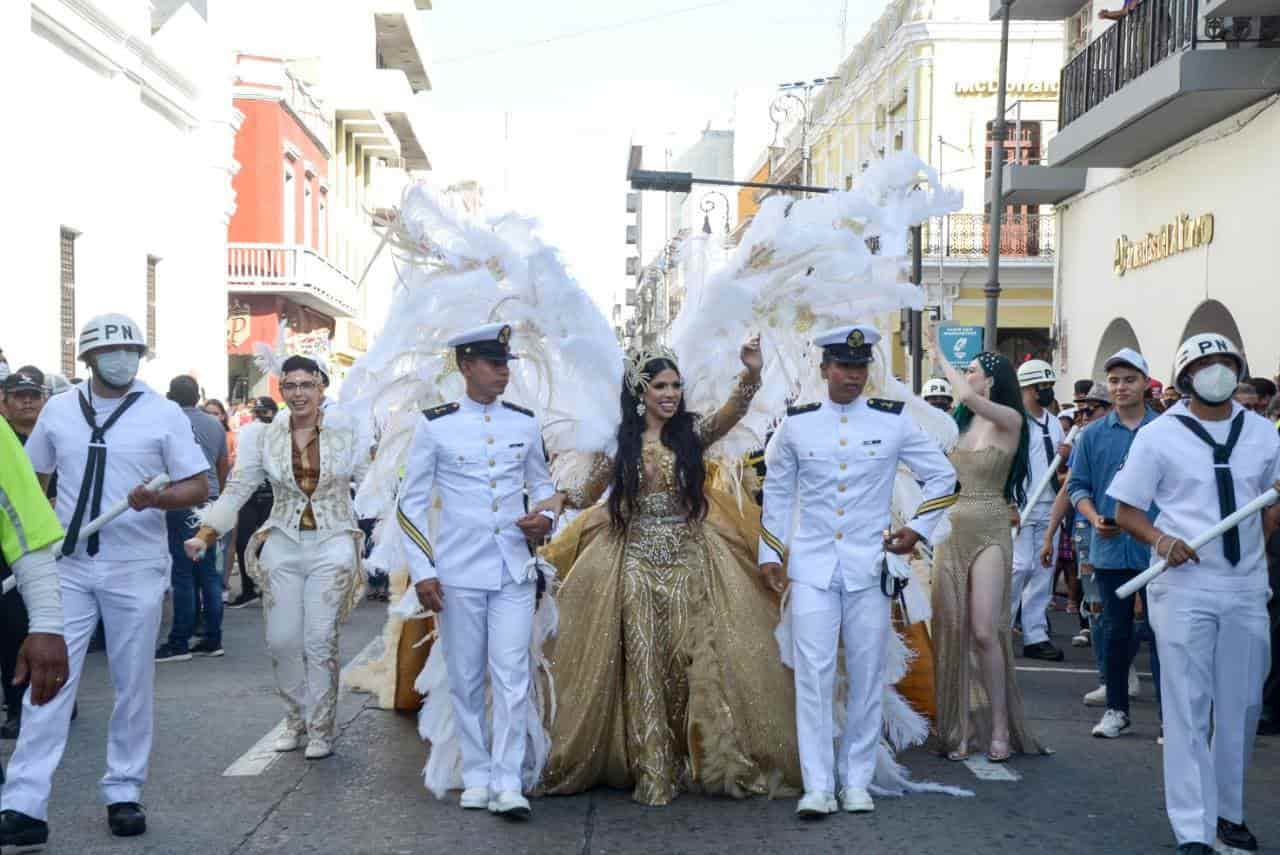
[983,0,1013,354]
[911,224,923,394]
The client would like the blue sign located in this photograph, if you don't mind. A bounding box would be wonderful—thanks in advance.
[936,324,984,368]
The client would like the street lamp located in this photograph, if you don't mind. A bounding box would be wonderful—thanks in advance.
[699,190,730,237]
[769,77,839,196]
[984,0,1014,355]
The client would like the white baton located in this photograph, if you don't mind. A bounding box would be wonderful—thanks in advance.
[2,474,172,595]
[1116,486,1280,599]
[1015,423,1081,528]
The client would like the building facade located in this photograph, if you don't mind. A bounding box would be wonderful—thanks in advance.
[763,0,1065,383]
[998,0,1280,390]
[5,0,239,394]
[220,0,432,401]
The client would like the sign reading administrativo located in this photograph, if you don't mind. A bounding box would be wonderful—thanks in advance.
[1113,213,1214,276]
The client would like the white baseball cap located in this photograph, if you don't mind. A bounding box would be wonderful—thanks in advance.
[1103,347,1149,377]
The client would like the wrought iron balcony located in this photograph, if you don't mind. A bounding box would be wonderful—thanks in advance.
[921,213,1056,259]
[1053,0,1280,165]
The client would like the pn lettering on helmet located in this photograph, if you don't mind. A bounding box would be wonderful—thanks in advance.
[1196,338,1228,356]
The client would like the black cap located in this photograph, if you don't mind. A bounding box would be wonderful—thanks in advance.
[3,371,44,395]
[252,396,279,414]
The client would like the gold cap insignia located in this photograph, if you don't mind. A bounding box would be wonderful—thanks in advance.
[847,328,865,348]
[497,325,511,345]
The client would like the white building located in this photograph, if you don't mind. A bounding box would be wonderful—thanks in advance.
[4,0,239,394]
[995,0,1280,388]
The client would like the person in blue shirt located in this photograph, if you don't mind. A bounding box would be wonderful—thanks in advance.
[1067,348,1161,740]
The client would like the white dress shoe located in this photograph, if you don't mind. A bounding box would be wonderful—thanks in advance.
[795,791,838,818]
[273,732,303,752]
[460,788,490,810]
[304,739,333,759]
[1128,665,1140,699]
[488,791,531,820]
[840,787,875,813]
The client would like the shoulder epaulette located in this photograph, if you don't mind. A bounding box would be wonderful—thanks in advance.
[423,402,459,421]
[867,398,905,415]
[787,402,820,417]
[501,401,534,417]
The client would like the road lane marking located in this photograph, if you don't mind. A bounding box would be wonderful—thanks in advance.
[963,756,1021,781]
[1017,666,1153,677]
[226,635,385,777]
[223,720,289,777]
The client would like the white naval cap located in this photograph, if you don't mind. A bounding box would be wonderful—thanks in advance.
[812,324,880,364]
[447,322,518,361]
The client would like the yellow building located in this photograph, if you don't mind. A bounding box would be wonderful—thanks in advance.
[767,0,1063,382]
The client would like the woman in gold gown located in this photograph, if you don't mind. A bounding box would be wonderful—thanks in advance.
[535,338,803,806]
[926,330,1049,763]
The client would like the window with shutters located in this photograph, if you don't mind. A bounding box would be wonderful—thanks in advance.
[146,255,159,355]
[59,228,78,377]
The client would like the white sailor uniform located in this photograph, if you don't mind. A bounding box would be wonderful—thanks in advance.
[1107,400,1280,847]
[759,393,958,796]
[2,382,209,819]
[1011,409,1066,645]
[398,395,556,796]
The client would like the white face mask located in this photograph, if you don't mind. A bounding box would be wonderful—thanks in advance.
[94,350,141,389]
[1190,362,1238,405]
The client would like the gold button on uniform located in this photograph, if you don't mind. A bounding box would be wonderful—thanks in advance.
[835,532,844,540]
[840,463,847,471]
[488,460,495,467]
[489,480,497,488]
[838,484,846,492]
[840,416,848,424]
[484,415,491,423]
[837,508,845,516]
[492,502,499,512]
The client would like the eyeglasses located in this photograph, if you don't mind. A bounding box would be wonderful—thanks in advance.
[1077,407,1095,418]
[281,382,318,394]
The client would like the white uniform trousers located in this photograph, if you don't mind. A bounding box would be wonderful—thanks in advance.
[1147,583,1269,845]
[1011,515,1054,645]
[437,577,535,794]
[790,576,890,794]
[1,556,167,819]
[259,530,355,742]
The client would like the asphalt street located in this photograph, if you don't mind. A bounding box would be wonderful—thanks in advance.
[2,602,1276,855]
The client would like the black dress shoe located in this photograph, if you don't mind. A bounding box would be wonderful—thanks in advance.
[1218,817,1258,851]
[1257,717,1280,736]
[1022,641,1065,662]
[1176,844,1213,854]
[0,809,49,846]
[107,802,147,837]
[0,714,19,739]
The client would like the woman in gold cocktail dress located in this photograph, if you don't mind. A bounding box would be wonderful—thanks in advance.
[535,337,802,806]
[926,328,1049,763]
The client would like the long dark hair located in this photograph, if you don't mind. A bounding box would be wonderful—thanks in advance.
[953,352,1031,507]
[608,358,707,531]
[203,398,230,430]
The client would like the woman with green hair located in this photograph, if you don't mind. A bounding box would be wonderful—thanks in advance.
[926,328,1048,763]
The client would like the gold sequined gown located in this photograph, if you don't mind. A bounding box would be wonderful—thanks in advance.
[931,447,1048,756]
[537,380,802,805]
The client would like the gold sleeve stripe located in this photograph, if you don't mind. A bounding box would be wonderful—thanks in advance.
[397,507,434,563]
[914,493,960,516]
[761,528,785,556]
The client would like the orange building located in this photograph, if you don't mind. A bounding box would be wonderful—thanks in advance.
[225,55,357,402]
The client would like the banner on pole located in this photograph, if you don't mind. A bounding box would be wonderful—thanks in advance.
[936,324,985,368]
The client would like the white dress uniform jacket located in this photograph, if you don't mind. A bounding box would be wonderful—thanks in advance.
[1022,409,1066,520]
[398,395,557,590]
[758,394,958,590]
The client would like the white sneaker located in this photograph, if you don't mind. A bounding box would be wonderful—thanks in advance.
[1128,665,1141,699]
[460,787,489,810]
[1071,628,1091,647]
[839,787,875,813]
[488,790,531,820]
[273,731,303,752]
[796,791,838,818]
[304,738,333,759]
[1091,709,1130,738]
[1083,685,1108,707]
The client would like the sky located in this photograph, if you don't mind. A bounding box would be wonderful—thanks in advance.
[412,0,888,312]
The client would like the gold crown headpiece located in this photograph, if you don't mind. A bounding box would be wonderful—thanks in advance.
[624,345,680,393]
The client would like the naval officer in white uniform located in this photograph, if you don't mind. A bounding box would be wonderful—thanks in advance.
[1011,359,1067,662]
[398,323,556,820]
[758,325,958,819]
[1110,333,1280,855]
[0,314,210,846]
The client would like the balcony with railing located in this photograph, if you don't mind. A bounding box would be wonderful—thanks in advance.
[227,244,359,319]
[1050,0,1280,166]
[921,213,1056,260]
